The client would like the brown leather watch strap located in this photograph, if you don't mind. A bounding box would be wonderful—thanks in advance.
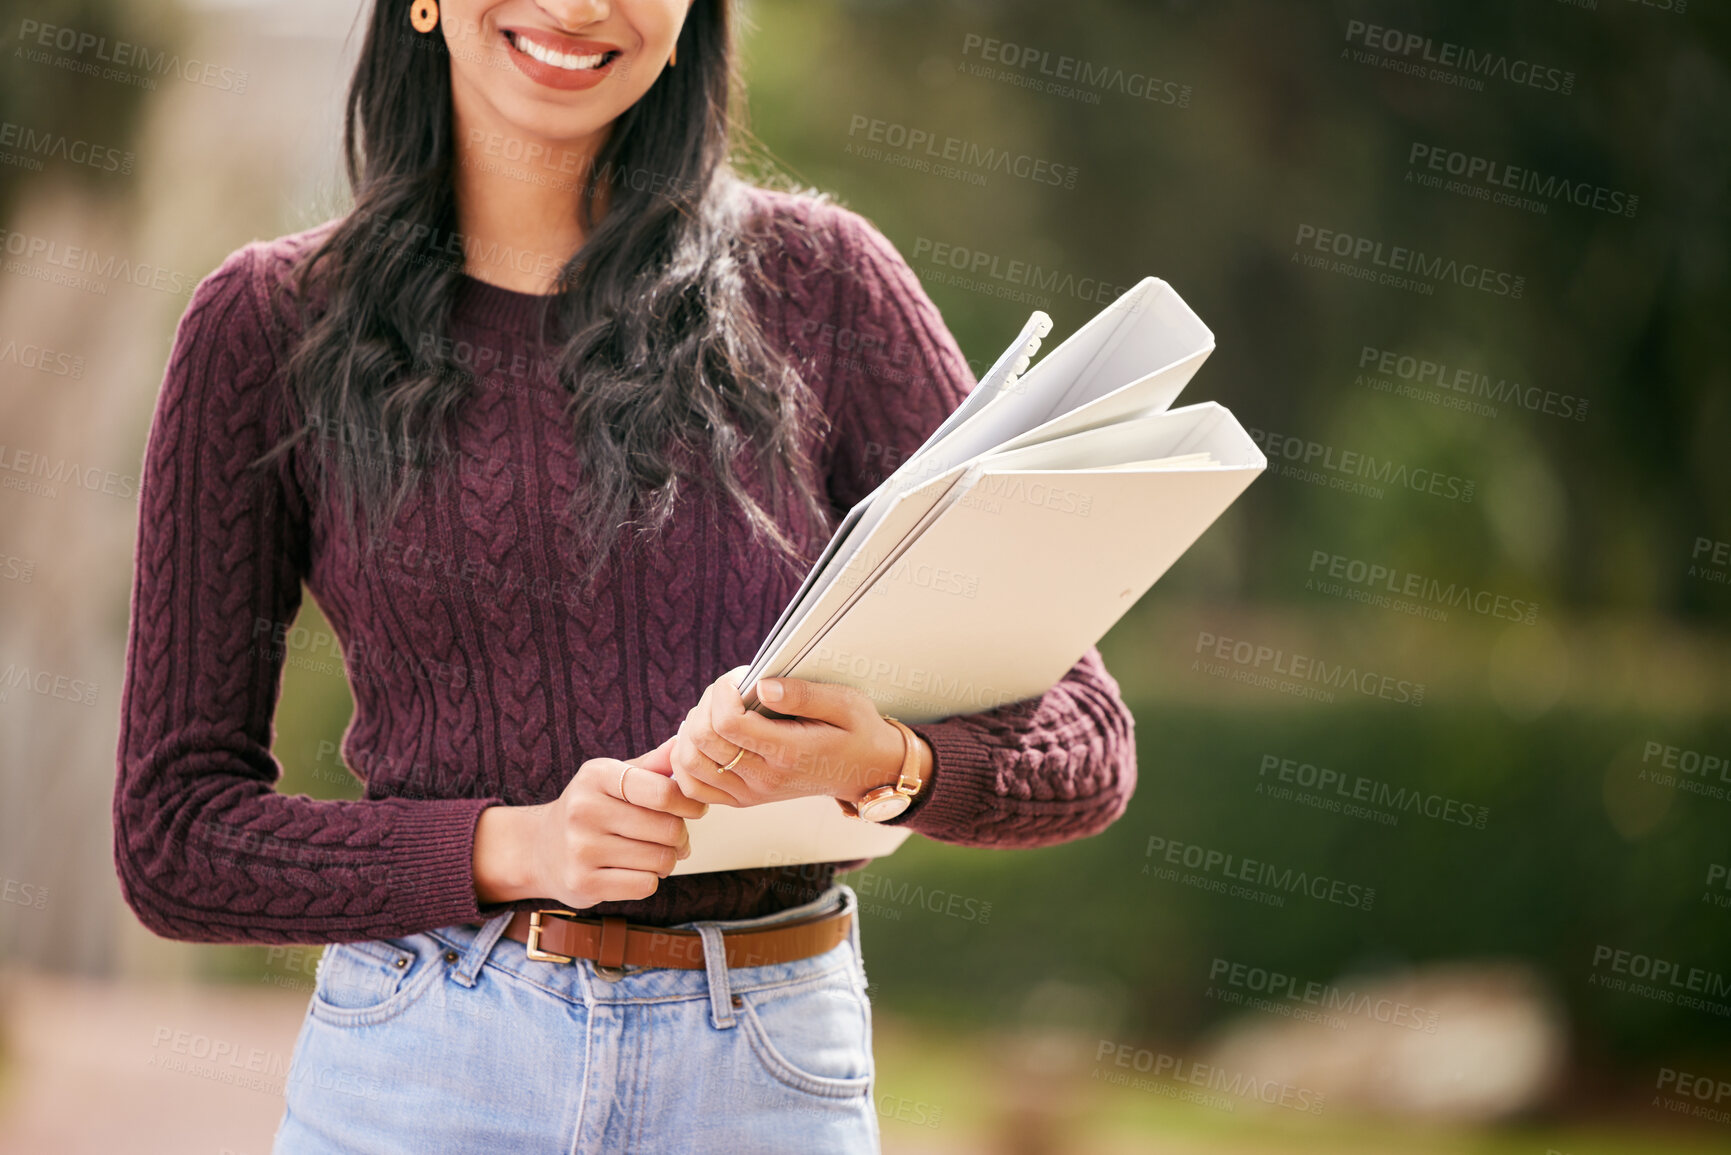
[500,906,852,970]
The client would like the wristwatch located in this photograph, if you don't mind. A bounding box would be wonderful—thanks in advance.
[837,716,925,822]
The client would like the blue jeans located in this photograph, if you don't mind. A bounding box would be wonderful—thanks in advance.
[272,883,879,1154]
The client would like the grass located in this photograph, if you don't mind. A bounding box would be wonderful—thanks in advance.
[870,1014,1731,1155]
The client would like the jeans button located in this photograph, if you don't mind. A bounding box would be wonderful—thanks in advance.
[594,963,628,982]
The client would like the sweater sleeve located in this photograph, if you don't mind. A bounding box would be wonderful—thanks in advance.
[818,206,1138,849]
[112,243,502,945]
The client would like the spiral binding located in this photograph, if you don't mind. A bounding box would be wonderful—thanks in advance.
[978,310,1054,400]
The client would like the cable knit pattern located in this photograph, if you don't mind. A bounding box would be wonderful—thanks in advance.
[113,186,1137,945]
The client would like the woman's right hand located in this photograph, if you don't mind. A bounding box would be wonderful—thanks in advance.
[471,745,708,908]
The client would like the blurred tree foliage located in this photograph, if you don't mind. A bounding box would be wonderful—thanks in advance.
[734,0,1731,1075]
[0,0,180,223]
[741,0,1731,618]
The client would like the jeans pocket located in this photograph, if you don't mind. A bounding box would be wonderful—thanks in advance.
[736,966,874,1099]
[309,935,445,1028]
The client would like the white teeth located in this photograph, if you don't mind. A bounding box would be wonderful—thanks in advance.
[511,34,609,71]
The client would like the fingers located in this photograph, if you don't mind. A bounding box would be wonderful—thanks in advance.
[676,773,743,808]
[706,684,791,758]
[585,868,667,903]
[755,677,872,728]
[599,795,691,851]
[671,678,754,802]
[676,674,743,766]
[628,736,677,776]
[669,734,750,806]
[612,761,710,820]
[685,720,747,774]
[590,833,685,876]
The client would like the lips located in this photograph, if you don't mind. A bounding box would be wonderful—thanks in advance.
[501,27,623,90]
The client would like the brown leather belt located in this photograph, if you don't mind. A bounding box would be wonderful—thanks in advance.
[499,907,852,972]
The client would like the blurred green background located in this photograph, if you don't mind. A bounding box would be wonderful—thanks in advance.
[1,0,1728,1151]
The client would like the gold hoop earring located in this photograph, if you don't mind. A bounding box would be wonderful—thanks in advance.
[669,41,677,67]
[410,0,439,34]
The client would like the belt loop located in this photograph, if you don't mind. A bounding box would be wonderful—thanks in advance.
[450,911,513,988]
[696,923,735,1030]
[598,915,628,969]
[839,884,867,987]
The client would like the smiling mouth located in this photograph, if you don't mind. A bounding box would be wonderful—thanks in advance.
[504,30,620,72]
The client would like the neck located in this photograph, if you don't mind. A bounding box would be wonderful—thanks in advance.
[451,114,610,295]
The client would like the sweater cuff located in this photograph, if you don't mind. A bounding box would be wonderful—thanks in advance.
[884,721,998,841]
[382,796,503,930]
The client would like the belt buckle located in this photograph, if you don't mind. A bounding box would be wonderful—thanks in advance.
[525,910,576,964]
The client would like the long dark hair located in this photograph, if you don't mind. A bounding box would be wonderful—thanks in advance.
[261,0,829,588]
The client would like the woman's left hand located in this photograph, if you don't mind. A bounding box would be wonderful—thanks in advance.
[653,666,932,808]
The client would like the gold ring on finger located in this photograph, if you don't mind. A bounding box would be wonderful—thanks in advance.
[719,747,746,774]
[618,762,631,805]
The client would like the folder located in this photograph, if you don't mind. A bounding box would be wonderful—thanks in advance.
[671,278,1266,875]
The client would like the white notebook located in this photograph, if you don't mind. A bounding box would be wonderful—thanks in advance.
[671,278,1266,876]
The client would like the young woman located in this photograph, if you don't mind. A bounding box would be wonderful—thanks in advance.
[112,1,1137,1150]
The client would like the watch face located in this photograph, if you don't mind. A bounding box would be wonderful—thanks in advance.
[858,791,912,822]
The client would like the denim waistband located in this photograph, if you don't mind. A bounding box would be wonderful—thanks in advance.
[424,883,861,1029]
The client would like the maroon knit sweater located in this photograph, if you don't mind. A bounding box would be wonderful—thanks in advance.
[113,186,1138,945]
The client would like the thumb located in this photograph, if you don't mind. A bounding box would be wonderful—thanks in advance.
[628,735,677,776]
